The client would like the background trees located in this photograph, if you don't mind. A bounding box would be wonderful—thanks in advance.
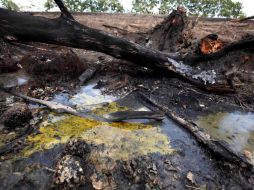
[132,0,245,18]
[0,0,246,18]
[44,0,124,12]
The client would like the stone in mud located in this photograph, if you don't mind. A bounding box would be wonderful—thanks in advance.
[0,103,32,129]
[65,138,91,158]
[53,155,85,190]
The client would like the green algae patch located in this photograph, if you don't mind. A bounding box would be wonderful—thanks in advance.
[91,102,128,116]
[21,114,173,160]
[196,112,254,162]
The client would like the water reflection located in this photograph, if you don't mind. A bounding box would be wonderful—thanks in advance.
[70,84,117,108]
[0,70,30,88]
[196,112,254,158]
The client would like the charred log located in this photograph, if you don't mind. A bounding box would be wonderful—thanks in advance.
[0,3,235,93]
[184,36,254,64]
[149,7,187,52]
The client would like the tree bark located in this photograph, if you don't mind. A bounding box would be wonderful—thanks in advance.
[0,8,233,93]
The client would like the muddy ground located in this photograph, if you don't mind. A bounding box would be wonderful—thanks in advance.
[0,13,254,189]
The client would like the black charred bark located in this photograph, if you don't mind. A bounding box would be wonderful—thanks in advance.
[0,8,234,93]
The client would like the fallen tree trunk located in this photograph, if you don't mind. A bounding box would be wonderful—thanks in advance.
[0,6,234,93]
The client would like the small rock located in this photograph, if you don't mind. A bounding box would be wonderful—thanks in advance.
[1,103,32,129]
[53,155,85,189]
[92,180,103,190]
[5,96,15,104]
[243,149,253,160]
[187,171,196,185]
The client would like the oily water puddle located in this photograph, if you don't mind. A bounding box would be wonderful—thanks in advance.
[0,70,253,189]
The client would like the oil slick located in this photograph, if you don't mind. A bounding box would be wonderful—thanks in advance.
[196,112,254,162]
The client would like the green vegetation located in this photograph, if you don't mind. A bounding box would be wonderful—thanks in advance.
[132,0,245,18]
[44,0,124,12]
[0,0,245,18]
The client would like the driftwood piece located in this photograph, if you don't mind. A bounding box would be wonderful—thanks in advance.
[138,92,253,169]
[0,5,235,93]
[0,125,35,156]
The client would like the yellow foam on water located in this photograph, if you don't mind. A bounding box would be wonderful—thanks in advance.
[22,114,173,160]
